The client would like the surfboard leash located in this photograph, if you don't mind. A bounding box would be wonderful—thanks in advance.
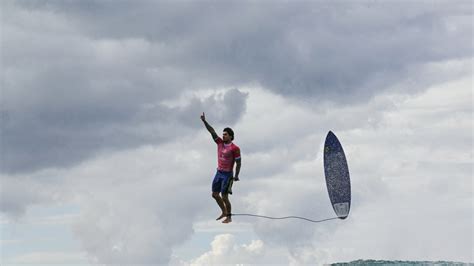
[231,213,339,223]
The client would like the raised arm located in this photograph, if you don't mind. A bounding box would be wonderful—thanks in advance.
[200,112,219,141]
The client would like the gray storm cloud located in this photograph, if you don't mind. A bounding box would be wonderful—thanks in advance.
[1,86,247,174]
[2,1,471,174]
[9,1,472,98]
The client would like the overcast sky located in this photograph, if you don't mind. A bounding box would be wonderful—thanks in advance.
[1,0,473,265]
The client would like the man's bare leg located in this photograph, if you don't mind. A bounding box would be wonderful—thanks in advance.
[212,192,227,220]
[222,193,232,223]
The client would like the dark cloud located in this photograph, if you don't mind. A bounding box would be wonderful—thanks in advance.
[1,0,471,174]
[10,1,472,98]
[1,88,247,174]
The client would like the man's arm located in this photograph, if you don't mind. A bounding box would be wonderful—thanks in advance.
[200,112,219,140]
[234,158,241,181]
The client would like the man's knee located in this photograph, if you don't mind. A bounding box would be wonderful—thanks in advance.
[221,193,229,201]
[212,192,220,199]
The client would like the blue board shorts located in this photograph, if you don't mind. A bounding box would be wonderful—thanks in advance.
[212,170,233,194]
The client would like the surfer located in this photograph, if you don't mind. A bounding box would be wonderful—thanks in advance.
[201,112,241,224]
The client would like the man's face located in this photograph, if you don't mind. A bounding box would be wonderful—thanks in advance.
[222,131,231,142]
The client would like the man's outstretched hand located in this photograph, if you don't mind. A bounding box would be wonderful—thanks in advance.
[200,112,206,122]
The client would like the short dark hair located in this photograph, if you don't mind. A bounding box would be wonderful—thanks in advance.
[223,127,234,140]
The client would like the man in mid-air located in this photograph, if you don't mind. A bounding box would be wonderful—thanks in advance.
[201,112,241,224]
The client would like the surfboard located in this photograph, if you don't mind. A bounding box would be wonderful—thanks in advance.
[323,131,351,219]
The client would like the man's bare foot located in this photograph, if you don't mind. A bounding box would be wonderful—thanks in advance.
[216,213,226,220]
[222,217,232,223]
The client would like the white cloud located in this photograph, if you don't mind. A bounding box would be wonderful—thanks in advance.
[65,140,216,264]
[185,234,265,265]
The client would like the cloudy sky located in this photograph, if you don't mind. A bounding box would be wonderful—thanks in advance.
[1,0,472,265]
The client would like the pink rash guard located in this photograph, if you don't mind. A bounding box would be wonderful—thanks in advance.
[215,137,241,172]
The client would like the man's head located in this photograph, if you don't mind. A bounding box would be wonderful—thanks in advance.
[223,127,234,142]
